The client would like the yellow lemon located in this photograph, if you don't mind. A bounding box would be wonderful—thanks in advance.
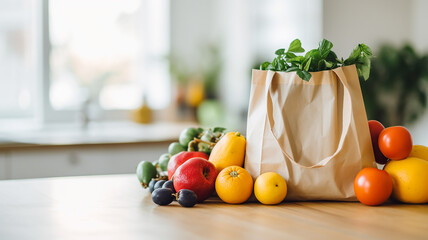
[215,166,253,204]
[408,145,428,161]
[384,157,428,203]
[254,172,287,205]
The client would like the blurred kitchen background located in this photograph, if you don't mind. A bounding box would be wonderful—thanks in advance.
[1,0,427,180]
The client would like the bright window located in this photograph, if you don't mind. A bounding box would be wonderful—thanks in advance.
[0,0,38,119]
[0,0,170,123]
[49,0,170,111]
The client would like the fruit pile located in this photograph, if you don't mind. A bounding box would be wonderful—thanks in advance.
[168,127,226,156]
[136,126,225,207]
[136,127,289,207]
[354,120,428,205]
[137,122,428,207]
[136,127,226,189]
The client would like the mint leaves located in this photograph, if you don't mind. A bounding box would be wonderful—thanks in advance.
[260,39,373,81]
[288,39,305,53]
[344,43,373,80]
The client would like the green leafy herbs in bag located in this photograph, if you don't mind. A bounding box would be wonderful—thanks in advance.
[260,39,373,81]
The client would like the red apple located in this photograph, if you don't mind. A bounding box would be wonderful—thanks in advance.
[173,157,217,202]
[167,151,209,180]
[368,120,388,164]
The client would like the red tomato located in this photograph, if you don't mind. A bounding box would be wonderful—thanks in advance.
[378,126,412,160]
[368,120,388,164]
[354,168,393,206]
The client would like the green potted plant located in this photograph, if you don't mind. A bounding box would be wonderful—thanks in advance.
[361,44,428,126]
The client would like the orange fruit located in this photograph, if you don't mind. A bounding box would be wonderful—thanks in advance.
[254,172,287,205]
[215,166,253,204]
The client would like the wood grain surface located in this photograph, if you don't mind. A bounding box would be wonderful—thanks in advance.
[0,174,427,240]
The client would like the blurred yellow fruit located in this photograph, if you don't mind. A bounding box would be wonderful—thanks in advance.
[254,172,287,205]
[384,157,428,203]
[131,103,152,124]
[185,80,205,107]
[408,145,428,161]
[215,166,253,204]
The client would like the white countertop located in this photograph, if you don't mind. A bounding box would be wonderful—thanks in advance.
[0,121,196,148]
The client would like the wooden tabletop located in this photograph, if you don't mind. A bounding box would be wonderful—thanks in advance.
[0,174,427,240]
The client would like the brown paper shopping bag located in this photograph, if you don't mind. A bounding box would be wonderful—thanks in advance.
[245,65,376,201]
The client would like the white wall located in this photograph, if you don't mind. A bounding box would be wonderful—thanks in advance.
[409,0,428,146]
[322,0,412,56]
[412,0,428,53]
[323,0,428,146]
[170,0,219,70]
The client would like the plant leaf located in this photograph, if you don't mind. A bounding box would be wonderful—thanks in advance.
[356,55,371,80]
[359,44,373,57]
[318,39,333,58]
[275,48,285,55]
[260,61,271,70]
[305,49,321,60]
[296,70,312,81]
[318,60,325,70]
[288,39,305,53]
[326,51,338,62]
[324,60,334,68]
[266,64,275,70]
[286,56,305,64]
[277,59,286,70]
[285,66,300,72]
[285,52,297,58]
[272,58,278,69]
[347,46,361,64]
[260,39,372,79]
[303,57,312,71]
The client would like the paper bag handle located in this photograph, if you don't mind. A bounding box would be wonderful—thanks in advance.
[265,68,353,169]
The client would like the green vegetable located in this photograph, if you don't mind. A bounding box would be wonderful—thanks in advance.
[260,39,373,81]
[201,131,215,143]
[168,142,186,156]
[152,160,159,168]
[136,161,158,188]
[158,153,170,172]
[197,142,212,154]
[179,127,203,147]
[212,127,226,134]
